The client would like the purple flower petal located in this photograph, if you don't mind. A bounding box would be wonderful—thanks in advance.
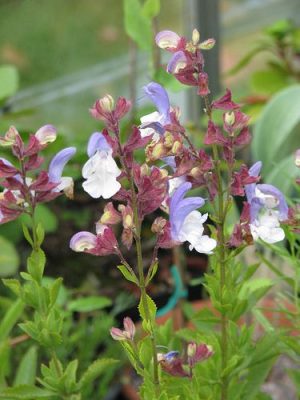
[70,231,97,252]
[155,30,181,50]
[87,132,111,157]
[256,183,288,220]
[143,82,171,124]
[170,182,205,240]
[48,147,76,183]
[167,50,187,74]
[245,161,262,203]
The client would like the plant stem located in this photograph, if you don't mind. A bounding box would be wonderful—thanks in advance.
[113,128,160,390]
[204,95,228,400]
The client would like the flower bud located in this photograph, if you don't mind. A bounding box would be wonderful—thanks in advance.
[224,111,235,126]
[155,30,181,50]
[192,29,200,45]
[198,72,210,97]
[69,232,97,252]
[199,38,216,50]
[140,163,150,176]
[118,204,134,229]
[100,202,121,225]
[151,217,167,234]
[0,126,18,147]
[171,141,182,154]
[100,94,115,113]
[152,143,165,159]
[187,342,197,358]
[110,317,136,341]
[35,125,57,145]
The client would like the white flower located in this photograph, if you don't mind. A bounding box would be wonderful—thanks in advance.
[250,210,284,244]
[178,211,217,254]
[82,149,121,199]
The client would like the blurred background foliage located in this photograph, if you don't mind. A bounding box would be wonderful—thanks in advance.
[0,0,299,397]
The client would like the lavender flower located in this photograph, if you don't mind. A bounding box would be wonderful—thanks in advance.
[170,182,216,254]
[82,132,121,199]
[245,161,288,243]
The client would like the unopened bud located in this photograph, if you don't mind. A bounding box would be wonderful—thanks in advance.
[151,217,167,234]
[199,38,216,50]
[187,342,197,358]
[171,141,182,153]
[100,202,121,225]
[192,29,200,45]
[224,111,235,126]
[0,126,18,147]
[152,143,165,159]
[100,94,115,112]
[140,163,150,176]
[35,125,57,145]
[118,204,134,229]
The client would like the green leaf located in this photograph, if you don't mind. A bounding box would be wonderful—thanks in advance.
[78,358,118,389]
[0,299,24,341]
[14,346,38,386]
[252,85,300,187]
[67,296,112,312]
[142,0,160,18]
[145,262,158,285]
[250,69,289,95]
[265,154,299,195]
[123,0,152,50]
[2,279,22,296]
[0,65,19,101]
[0,385,55,398]
[138,294,157,321]
[0,236,20,277]
[27,248,46,283]
[117,264,138,285]
[22,224,33,246]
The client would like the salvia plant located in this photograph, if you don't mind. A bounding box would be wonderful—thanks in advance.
[0,27,299,400]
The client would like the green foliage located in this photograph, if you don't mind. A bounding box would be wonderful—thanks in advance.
[0,236,20,277]
[123,0,152,50]
[252,84,300,193]
[0,65,19,102]
[67,296,112,312]
[14,346,38,386]
[0,384,55,399]
[21,205,58,234]
[0,300,24,342]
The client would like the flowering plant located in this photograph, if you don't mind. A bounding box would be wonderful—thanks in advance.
[0,26,299,400]
[68,28,298,399]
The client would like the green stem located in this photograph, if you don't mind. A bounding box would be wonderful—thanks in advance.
[113,128,160,390]
[205,94,228,400]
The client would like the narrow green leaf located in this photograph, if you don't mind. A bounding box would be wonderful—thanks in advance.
[67,296,112,313]
[145,262,158,285]
[14,346,38,386]
[0,299,24,341]
[0,385,55,398]
[138,294,157,321]
[78,358,118,389]
[117,264,138,285]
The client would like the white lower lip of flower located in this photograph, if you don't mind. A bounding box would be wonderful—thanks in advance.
[178,211,217,254]
[82,149,121,199]
[250,210,285,243]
